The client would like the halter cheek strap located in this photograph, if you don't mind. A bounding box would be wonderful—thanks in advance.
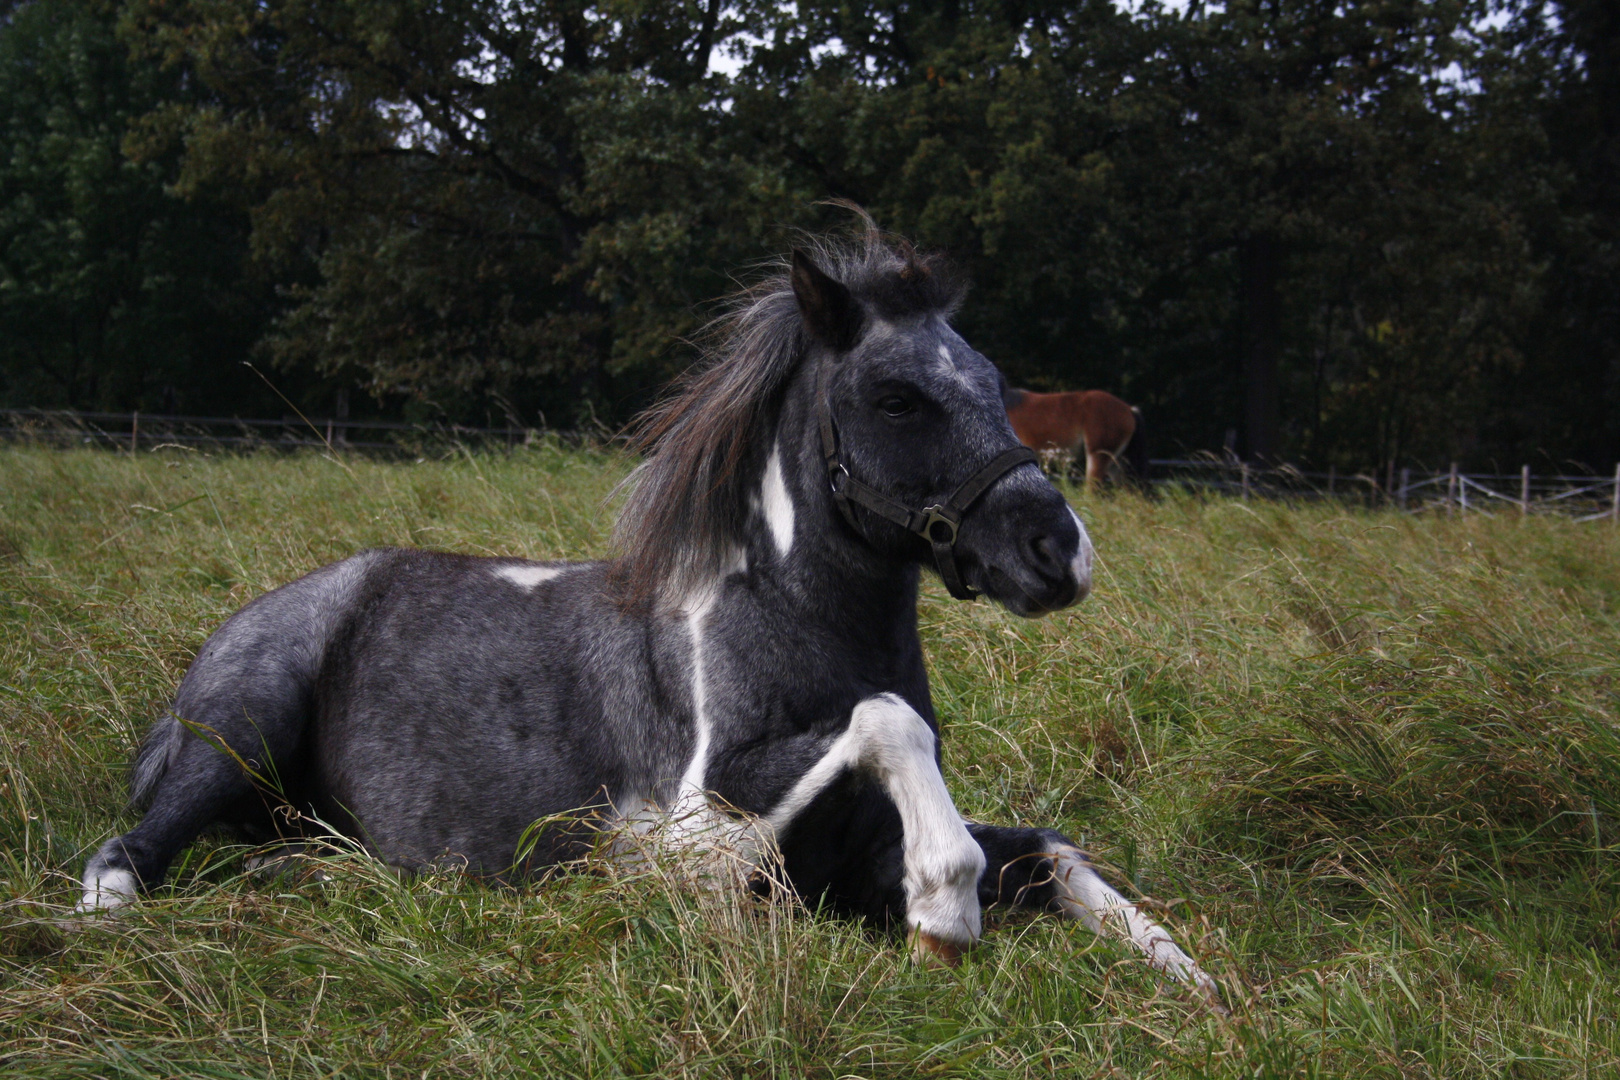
[816,359,1038,600]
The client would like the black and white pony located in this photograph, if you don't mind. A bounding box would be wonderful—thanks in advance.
[79,228,1215,997]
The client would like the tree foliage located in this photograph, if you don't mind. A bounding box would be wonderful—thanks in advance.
[0,0,274,412]
[0,0,1613,466]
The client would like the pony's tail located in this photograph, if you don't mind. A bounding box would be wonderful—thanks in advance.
[1126,406,1154,494]
[130,714,182,809]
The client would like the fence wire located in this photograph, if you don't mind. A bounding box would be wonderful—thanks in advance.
[6,409,1619,523]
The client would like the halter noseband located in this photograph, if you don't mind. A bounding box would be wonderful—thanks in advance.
[816,359,1038,600]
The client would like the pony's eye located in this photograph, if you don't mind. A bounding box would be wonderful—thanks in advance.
[879,396,913,418]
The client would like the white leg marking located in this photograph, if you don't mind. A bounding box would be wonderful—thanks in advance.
[1050,847,1215,992]
[673,555,742,806]
[766,693,985,948]
[760,445,795,558]
[652,550,751,854]
[493,564,567,590]
[1067,508,1094,600]
[679,599,717,797]
[76,865,137,913]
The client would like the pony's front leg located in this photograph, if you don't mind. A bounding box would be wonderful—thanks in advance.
[968,823,1222,1004]
[762,693,986,963]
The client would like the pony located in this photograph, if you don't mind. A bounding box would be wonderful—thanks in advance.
[77,227,1215,999]
[1003,383,1150,491]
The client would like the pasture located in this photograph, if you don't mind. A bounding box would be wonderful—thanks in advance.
[1,444,1617,1078]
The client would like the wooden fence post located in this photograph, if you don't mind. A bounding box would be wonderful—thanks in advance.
[130,410,138,455]
[1612,463,1619,527]
[1400,467,1410,510]
[1520,465,1530,516]
[1327,465,1336,496]
[1241,462,1251,502]
[1448,463,1458,515]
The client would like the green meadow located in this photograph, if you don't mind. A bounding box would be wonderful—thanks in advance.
[2,444,1618,1078]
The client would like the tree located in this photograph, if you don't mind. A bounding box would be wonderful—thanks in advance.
[733,0,1557,467]
[40,0,1600,468]
[0,0,273,413]
[1477,0,1620,469]
[120,0,814,424]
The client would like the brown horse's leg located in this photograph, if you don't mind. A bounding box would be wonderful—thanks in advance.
[1076,391,1136,492]
[1086,449,1119,491]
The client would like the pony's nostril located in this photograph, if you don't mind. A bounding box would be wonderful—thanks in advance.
[1029,535,1066,577]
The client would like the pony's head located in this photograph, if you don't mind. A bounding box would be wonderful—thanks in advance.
[615,221,1091,616]
[789,243,1090,616]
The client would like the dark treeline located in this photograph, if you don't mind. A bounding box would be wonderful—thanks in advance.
[1,0,1614,469]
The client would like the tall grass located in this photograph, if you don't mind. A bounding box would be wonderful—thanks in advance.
[2,444,1618,1077]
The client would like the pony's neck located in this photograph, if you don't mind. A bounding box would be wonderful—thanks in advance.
[744,364,921,638]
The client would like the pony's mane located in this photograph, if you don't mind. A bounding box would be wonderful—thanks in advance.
[612,221,966,606]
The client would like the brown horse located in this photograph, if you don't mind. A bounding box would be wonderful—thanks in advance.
[1002,382,1149,490]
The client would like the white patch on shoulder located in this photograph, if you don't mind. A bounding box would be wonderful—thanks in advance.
[1068,508,1094,600]
[764,693,985,949]
[493,564,566,590]
[761,446,795,558]
[76,866,137,913]
[1050,847,1216,993]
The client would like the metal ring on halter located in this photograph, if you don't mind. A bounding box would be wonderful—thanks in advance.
[920,507,959,547]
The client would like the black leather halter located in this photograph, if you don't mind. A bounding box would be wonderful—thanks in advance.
[816,359,1038,600]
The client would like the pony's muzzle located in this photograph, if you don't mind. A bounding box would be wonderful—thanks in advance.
[962,484,1093,616]
[1030,532,1087,606]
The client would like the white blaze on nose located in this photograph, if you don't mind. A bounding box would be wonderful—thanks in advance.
[1068,508,1094,599]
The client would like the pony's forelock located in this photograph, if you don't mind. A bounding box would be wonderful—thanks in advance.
[611,227,965,607]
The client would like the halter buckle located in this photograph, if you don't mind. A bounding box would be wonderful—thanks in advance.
[920,506,959,546]
[829,463,850,494]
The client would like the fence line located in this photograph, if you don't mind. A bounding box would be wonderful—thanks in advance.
[6,408,1619,523]
[1,407,576,456]
[1146,456,1620,522]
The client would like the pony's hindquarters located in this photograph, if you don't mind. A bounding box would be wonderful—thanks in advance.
[299,554,683,877]
[78,551,388,910]
[79,547,688,911]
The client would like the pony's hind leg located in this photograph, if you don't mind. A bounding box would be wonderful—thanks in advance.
[967,823,1222,1005]
[77,707,300,911]
[77,553,378,911]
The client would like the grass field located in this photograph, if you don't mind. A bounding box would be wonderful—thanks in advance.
[2,443,1618,1078]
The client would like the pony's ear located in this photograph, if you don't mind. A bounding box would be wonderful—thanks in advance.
[791,250,861,351]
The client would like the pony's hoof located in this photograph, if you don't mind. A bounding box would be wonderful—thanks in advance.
[908,927,967,967]
[1192,979,1230,1017]
[74,866,137,915]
